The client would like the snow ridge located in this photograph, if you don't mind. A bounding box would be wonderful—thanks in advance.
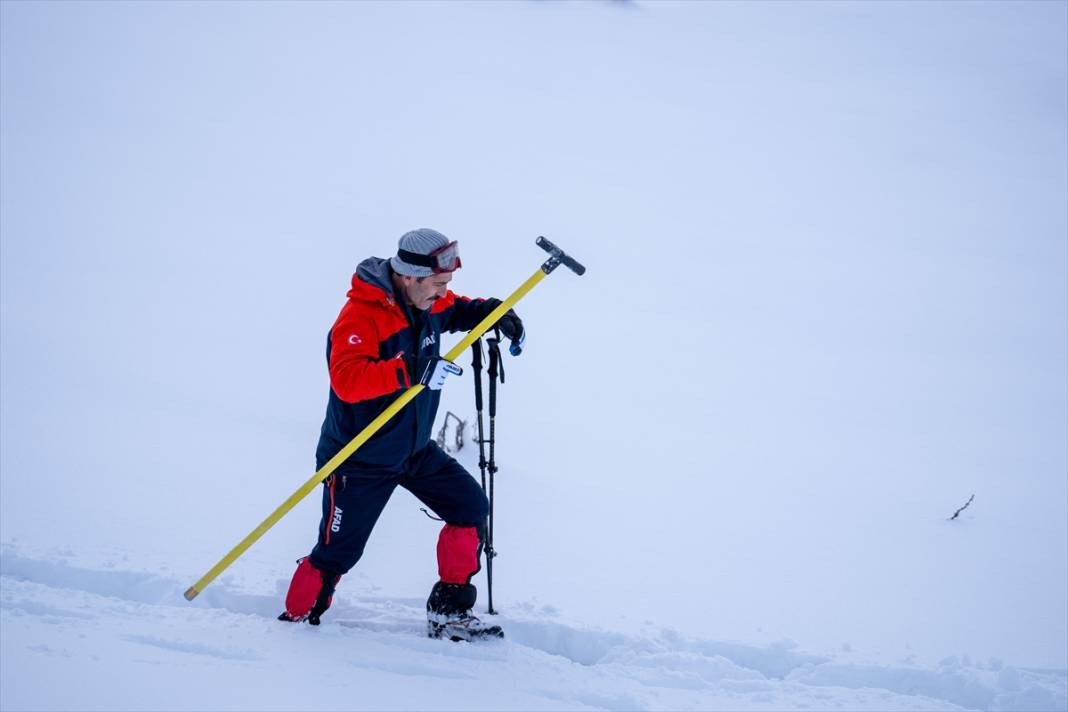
[2,546,1065,711]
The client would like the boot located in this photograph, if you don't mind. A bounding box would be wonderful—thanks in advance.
[426,581,503,642]
[277,557,341,625]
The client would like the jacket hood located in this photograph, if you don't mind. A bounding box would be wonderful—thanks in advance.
[347,257,397,304]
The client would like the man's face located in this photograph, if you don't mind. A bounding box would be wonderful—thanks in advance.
[402,272,453,311]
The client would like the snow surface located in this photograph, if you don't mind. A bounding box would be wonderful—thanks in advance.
[2,1,1066,710]
[2,541,1066,711]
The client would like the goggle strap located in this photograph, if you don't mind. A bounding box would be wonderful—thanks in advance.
[397,248,438,268]
[398,241,460,273]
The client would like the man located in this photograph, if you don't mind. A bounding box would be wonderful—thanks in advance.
[278,228,524,642]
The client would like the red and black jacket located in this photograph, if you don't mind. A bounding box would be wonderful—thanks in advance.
[315,257,497,470]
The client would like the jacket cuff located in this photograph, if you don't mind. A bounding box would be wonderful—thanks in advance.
[395,356,411,389]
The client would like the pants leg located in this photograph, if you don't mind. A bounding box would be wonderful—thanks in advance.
[401,443,489,614]
[309,467,400,576]
[281,467,398,622]
[400,441,488,527]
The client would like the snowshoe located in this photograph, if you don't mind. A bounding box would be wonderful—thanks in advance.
[427,611,504,642]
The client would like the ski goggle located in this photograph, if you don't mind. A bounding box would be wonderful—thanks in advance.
[397,240,462,274]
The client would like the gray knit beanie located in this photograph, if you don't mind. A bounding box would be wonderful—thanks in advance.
[391,228,452,277]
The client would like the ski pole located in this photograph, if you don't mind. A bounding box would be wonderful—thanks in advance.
[471,339,487,494]
[484,334,503,615]
[471,335,496,614]
[184,236,585,601]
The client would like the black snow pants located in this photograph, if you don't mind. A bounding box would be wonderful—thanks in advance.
[307,441,488,576]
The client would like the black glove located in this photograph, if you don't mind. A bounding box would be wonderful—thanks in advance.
[496,309,525,356]
[478,299,525,356]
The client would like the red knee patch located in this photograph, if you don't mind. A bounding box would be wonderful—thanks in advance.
[284,558,325,620]
[437,525,480,584]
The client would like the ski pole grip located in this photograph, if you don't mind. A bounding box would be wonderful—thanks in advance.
[536,236,586,276]
[471,340,484,411]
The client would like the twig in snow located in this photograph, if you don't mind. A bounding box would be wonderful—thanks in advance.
[948,494,975,521]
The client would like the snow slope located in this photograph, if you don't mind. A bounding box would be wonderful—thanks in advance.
[3,542,1065,712]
